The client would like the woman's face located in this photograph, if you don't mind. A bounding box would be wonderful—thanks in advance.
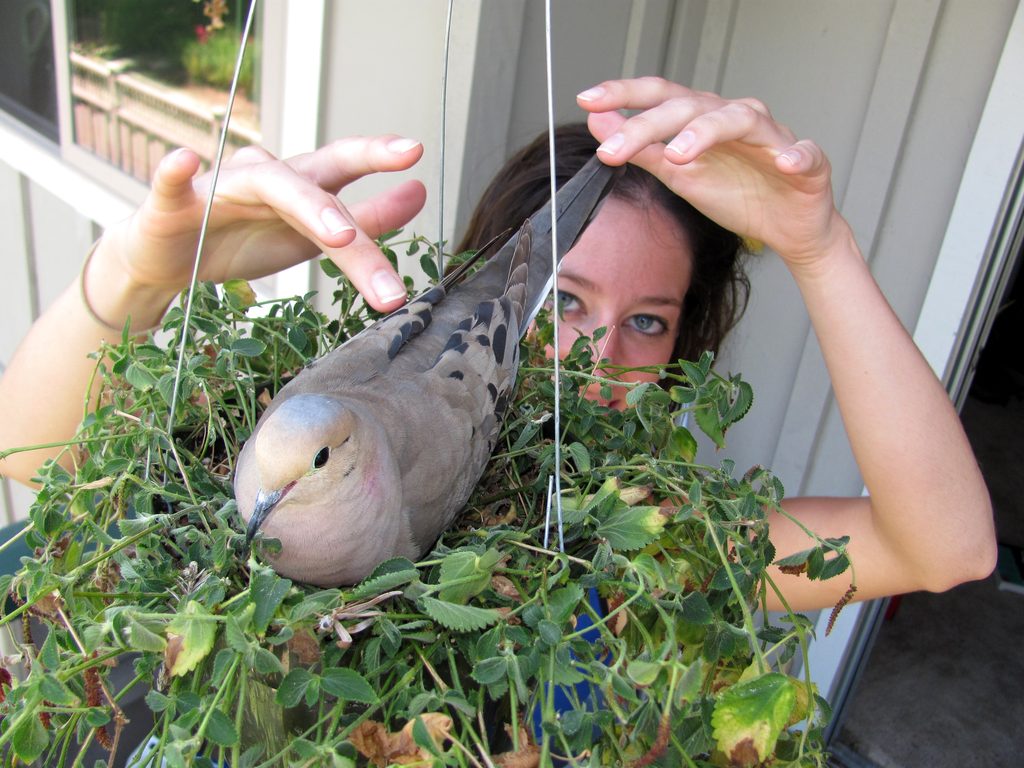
[552,195,693,409]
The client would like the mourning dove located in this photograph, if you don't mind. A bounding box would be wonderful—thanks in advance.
[234,156,619,586]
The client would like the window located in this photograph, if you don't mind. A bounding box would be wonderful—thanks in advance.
[0,0,60,141]
[66,0,261,182]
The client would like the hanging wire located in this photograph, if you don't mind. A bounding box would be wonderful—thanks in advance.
[166,0,258,440]
[437,0,455,278]
[543,0,565,553]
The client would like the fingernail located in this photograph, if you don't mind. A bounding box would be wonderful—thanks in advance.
[780,149,800,166]
[667,130,696,156]
[321,207,353,236]
[371,270,406,303]
[577,86,605,102]
[387,137,421,154]
[597,133,625,155]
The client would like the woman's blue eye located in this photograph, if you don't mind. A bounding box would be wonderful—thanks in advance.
[556,291,580,316]
[628,314,666,335]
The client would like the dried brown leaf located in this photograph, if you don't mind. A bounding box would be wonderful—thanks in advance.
[349,713,453,766]
[494,743,541,768]
[491,575,520,600]
[287,628,322,665]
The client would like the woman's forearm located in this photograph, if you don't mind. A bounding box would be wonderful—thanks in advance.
[785,217,996,590]
[0,236,176,486]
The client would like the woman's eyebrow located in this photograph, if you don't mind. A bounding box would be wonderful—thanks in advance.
[556,269,598,292]
[558,269,683,308]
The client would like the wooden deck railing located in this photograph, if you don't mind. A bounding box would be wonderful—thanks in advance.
[70,51,261,182]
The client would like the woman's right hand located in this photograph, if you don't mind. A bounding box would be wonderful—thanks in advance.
[575,77,844,275]
[90,135,428,323]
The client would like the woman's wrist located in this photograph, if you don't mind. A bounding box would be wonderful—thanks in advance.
[81,235,179,335]
[779,211,862,286]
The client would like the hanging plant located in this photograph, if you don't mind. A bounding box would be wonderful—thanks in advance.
[0,234,848,767]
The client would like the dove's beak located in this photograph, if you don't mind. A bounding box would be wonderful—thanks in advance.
[246,485,289,544]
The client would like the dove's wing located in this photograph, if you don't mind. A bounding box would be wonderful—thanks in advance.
[397,223,532,545]
[234,156,620,587]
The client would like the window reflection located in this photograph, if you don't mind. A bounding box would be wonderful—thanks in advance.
[0,0,59,141]
[68,0,260,181]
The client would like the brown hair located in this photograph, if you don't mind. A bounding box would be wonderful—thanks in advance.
[457,123,749,364]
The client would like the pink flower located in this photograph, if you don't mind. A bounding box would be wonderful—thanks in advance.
[194,25,209,44]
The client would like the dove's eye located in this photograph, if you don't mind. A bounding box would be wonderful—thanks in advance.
[312,447,330,469]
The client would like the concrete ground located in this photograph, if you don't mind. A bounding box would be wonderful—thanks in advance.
[831,389,1024,767]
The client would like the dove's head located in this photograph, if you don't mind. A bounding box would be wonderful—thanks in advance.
[234,393,404,586]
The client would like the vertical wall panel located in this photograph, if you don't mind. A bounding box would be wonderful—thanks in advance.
[0,161,34,524]
[506,0,633,150]
[689,1,895,483]
[0,163,36,365]
[800,0,1017,496]
[28,180,95,312]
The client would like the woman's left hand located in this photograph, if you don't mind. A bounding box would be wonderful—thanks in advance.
[577,77,843,271]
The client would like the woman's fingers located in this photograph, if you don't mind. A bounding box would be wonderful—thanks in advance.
[137,136,429,311]
[775,139,828,177]
[579,78,796,166]
[347,179,428,239]
[577,76,696,111]
[146,148,202,214]
[327,231,409,311]
[288,135,424,194]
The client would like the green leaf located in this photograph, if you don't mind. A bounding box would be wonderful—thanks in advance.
[723,379,754,427]
[537,619,561,647]
[223,279,257,309]
[85,707,111,727]
[471,656,507,686]
[438,549,499,604]
[420,252,440,282]
[711,673,797,766]
[231,337,268,358]
[595,506,665,550]
[224,614,251,654]
[675,659,706,706]
[319,257,343,279]
[39,630,60,669]
[774,546,814,572]
[39,673,79,706]
[205,708,240,747]
[411,717,442,758]
[10,710,49,763]
[694,401,726,449]
[350,567,419,601]
[165,600,218,677]
[125,362,159,390]
[249,563,292,634]
[818,552,850,580]
[626,659,662,687]
[145,689,174,713]
[546,584,584,625]
[681,359,708,386]
[625,381,653,407]
[565,441,591,474]
[252,647,284,676]
[320,668,377,704]
[420,596,500,632]
[679,591,713,625]
[668,425,698,462]
[125,614,168,652]
[275,668,316,708]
